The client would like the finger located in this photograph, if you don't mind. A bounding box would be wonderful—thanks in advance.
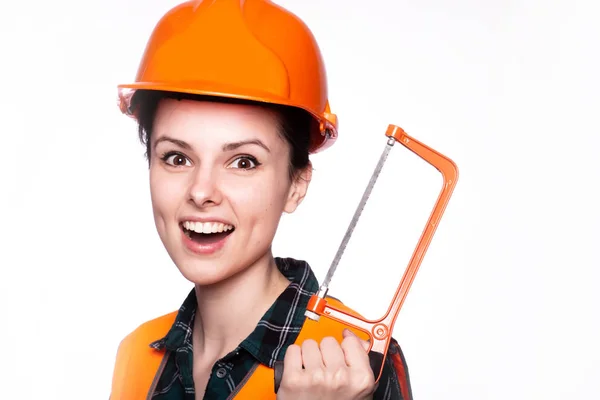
[283,344,304,373]
[341,330,371,367]
[300,339,324,370]
[280,345,307,393]
[342,328,370,352]
[319,336,346,370]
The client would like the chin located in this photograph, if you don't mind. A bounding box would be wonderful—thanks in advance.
[177,258,244,287]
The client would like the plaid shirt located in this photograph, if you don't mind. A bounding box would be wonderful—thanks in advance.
[149,257,412,399]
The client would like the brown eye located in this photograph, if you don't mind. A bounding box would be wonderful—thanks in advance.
[163,153,191,167]
[230,156,259,170]
[239,159,251,169]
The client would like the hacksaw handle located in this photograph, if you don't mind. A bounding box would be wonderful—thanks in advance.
[273,348,383,394]
[306,297,392,380]
[273,300,388,394]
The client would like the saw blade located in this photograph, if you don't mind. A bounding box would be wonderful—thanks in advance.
[320,137,396,291]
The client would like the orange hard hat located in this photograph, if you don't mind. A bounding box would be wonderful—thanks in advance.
[117,0,338,153]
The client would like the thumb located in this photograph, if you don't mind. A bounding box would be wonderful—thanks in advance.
[343,328,370,351]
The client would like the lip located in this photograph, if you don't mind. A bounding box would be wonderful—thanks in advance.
[179,216,235,256]
[180,227,233,255]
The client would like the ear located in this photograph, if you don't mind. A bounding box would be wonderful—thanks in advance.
[283,162,312,214]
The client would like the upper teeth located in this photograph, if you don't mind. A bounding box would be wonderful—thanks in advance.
[183,221,234,234]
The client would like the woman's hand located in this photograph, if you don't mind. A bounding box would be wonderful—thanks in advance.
[276,329,376,400]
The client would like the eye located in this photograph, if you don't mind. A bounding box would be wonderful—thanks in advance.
[161,152,192,167]
[229,156,259,170]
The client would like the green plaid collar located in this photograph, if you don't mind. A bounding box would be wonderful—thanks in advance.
[149,257,319,368]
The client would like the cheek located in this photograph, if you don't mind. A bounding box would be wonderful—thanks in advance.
[149,170,188,218]
[229,175,290,222]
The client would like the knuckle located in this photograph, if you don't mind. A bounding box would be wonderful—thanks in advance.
[309,368,326,386]
[281,373,305,390]
[353,373,376,393]
[281,372,307,391]
[331,369,350,390]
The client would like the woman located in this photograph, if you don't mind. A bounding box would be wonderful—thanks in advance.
[110,1,413,399]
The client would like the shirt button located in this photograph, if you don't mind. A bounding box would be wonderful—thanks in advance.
[216,367,227,378]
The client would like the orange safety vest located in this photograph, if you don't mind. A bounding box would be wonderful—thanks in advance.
[110,297,411,399]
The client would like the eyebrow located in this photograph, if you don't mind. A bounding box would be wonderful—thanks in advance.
[153,136,271,153]
[222,139,270,153]
[154,136,192,151]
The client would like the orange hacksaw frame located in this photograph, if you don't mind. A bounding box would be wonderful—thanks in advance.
[304,124,459,384]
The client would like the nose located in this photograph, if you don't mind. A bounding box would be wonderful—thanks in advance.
[187,165,223,208]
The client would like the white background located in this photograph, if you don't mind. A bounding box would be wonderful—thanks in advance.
[1,0,599,398]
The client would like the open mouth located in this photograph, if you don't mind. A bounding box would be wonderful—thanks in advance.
[181,221,235,245]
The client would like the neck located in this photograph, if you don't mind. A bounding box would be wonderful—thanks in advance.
[192,252,290,362]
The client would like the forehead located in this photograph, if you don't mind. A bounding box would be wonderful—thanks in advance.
[152,98,282,146]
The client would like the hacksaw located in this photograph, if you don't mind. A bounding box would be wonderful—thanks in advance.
[274,124,458,391]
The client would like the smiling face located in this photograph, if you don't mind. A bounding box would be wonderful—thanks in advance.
[148,98,311,286]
